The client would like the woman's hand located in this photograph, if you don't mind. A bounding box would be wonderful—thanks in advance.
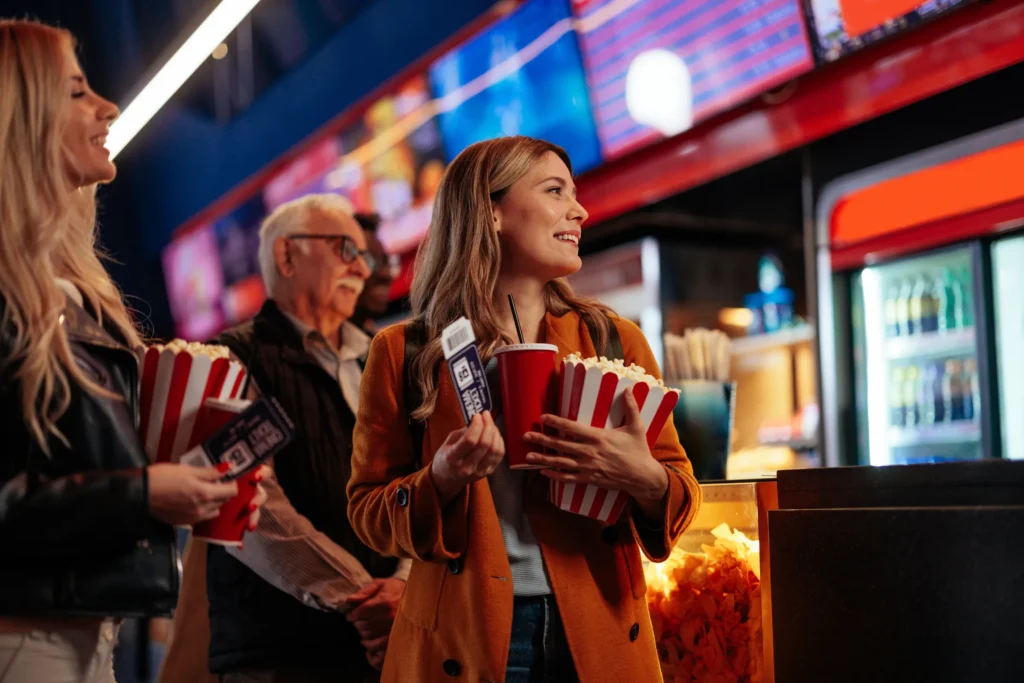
[147,462,238,526]
[429,411,505,505]
[245,465,270,532]
[523,389,669,515]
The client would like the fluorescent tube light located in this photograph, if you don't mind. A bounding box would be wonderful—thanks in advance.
[107,0,261,159]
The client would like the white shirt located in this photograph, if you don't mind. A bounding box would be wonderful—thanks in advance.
[280,313,371,416]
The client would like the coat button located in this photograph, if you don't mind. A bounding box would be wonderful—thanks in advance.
[443,659,461,676]
[447,558,462,575]
[629,622,640,642]
[601,526,618,545]
[396,487,409,507]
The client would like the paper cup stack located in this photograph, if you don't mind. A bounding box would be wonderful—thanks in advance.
[139,340,248,463]
[549,354,680,523]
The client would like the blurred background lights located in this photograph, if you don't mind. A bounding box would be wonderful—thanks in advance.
[625,49,693,137]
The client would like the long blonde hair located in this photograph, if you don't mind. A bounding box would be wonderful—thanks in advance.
[0,20,142,454]
[409,136,611,420]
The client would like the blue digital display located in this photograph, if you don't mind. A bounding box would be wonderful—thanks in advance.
[428,0,603,173]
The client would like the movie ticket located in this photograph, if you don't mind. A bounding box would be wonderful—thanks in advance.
[441,317,492,425]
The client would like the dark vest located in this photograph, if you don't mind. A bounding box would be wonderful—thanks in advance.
[205,300,397,674]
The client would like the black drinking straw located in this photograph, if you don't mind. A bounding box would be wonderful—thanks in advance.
[508,294,525,344]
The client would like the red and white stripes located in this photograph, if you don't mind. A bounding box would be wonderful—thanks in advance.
[549,358,679,523]
[139,347,247,463]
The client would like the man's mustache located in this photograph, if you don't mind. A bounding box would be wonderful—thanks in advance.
[336,277,366,295]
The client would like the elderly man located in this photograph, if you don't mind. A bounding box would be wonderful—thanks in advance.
[161,194,407,683]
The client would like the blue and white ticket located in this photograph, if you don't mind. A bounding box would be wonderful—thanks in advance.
[441,317,492,425]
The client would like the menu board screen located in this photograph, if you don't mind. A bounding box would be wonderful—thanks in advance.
[806,0,975,63]
[164,76,447,337]
[572,0,815,160]
[429,0,603,173]
[263,76,446,255]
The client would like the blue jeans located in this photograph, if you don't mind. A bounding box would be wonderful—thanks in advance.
[506,596,579,683]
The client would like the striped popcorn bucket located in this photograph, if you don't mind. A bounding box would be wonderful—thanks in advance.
[549,358,680,523]
[139,346,248,463]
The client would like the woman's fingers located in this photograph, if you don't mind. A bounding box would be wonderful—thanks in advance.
[199,479,240,505]
[452,413,485,464]
[196,503,222,522]
[523,431,594,458]
[524,452,580,470]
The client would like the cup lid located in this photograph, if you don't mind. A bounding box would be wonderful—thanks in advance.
[494,343,559,354]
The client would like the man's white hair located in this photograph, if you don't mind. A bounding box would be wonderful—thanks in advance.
[257,193,356,295]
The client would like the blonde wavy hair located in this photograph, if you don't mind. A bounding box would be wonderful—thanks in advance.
[0,20,142,454]
[409,136,611,420]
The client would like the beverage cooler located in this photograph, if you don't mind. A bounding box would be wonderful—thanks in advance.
[849,245,987,465]
[815,120,1024,467]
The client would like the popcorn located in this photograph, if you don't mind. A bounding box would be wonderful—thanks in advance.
[549,354,680,523]
[139,340,247,463]
[152,339,231,359]
[645,524,764,683]
[563,352,676,391]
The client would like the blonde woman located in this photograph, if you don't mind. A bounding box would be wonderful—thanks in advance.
[0,20,266,683]
[348,136,702,682]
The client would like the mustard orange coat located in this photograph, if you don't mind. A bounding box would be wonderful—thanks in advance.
[348,312,702,682]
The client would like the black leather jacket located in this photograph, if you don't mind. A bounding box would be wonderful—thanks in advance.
[0,297,178,618]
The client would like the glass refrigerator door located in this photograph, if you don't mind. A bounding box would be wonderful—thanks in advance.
[851,246,984,465]
[992,235,1024,460]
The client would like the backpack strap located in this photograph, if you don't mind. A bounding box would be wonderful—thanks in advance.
[585,314,623,360]
[403,321,428,469]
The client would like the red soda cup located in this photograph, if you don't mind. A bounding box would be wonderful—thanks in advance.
[190,398,259,547]
[494,344,558,469]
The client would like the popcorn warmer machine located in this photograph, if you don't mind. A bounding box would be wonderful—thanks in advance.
[644,479,778,683]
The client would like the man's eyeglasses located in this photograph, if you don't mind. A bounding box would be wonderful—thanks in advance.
[287,234,378,272]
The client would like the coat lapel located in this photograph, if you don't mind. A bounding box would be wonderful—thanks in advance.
[543,310,599,360]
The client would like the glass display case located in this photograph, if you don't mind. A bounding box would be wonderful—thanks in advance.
[644,479,778,683]
[850,245,986,465]
[991,234,1024,461]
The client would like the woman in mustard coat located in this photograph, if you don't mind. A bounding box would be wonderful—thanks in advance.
[348,136,701,682]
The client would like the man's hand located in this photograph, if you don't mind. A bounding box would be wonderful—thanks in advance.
[366,642,387,671]
[345,578,405,668]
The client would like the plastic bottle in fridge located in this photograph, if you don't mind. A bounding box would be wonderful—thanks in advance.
[890,367,906,428]
[910,274,938,335]
[903,365,920,428]
[933,362,947,423]
[957,265,974,329]
[885,285,901,338]
[963,358,980,422]
[924,276,939,333]
[936,268,962,334]
[943,359,965,421]
[919,363,940,425]
[897,278,915,336]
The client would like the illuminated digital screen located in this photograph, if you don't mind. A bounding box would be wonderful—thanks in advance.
[806,0,975,63]
[573,0,815,160]
[429,0,603,173]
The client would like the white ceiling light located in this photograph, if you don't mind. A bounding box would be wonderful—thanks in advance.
[625,49,693,137]
[107,0,261,159]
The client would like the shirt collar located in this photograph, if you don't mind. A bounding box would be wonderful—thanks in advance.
[281,310,370,362]
[339,321,371,362]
